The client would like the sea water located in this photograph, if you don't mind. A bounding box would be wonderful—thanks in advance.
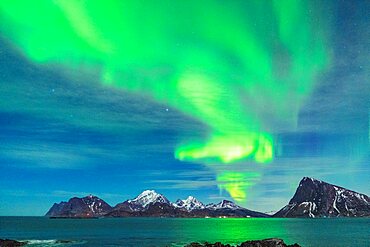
[0,217,369,246]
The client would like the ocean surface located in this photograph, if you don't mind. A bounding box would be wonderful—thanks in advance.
[0,217,369,247]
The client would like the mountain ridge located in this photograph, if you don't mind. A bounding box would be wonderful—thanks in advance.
[106,190,268,218]
[46,177,370,218]
[47,190,268,218]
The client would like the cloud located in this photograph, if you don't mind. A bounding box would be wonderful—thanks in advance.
[0,140,122,169]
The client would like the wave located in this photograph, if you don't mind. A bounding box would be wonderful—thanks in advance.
[22,239,85,246]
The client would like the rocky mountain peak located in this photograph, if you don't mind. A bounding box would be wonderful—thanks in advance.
[301,177,323,183]
[128,190,170,208]
[45,195,112,217]
[174,196,205,211]
[274,177,370,218]
[206,200,241,210]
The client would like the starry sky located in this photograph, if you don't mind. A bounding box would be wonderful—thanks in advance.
[0,0,369,216]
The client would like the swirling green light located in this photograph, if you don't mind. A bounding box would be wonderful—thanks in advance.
[0,0,329,203]
[217,172,261,202]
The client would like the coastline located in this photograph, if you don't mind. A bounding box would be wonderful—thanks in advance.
[0,238,300,247]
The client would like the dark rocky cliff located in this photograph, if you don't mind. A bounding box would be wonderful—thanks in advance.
[274,177,370,217]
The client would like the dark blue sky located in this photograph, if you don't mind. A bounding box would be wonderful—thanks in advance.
[0,0,369,215]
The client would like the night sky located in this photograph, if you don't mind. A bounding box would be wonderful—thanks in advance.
[0,0,369,216]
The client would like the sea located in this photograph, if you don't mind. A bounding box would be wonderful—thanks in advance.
[0,217,369,247]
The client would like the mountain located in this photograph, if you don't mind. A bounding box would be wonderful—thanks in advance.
[46,201,67,217]
[206,200,242,210]
[46,190,268,218]
[129,189,171,208]
[274,177,370,218]
[174,196,205,211]
[45,195,112,217]
[202,200,268,218]
[45,181,370,218]
[110,190,171,213]
[107,191,268,218]
[107,190,176,217]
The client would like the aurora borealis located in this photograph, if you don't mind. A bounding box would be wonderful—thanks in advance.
[0,0,369,215]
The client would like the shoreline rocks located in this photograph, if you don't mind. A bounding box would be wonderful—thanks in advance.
[0,239,26,247]
[0,239,75,246]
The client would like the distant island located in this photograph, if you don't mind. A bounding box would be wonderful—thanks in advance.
[0,238,301,247]
[46,177,370,218]
[185,238,301,247]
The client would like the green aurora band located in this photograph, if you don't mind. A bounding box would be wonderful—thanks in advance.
[0,0,330,203]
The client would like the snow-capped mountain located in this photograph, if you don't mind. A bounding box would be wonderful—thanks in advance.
[128,190,170,208]
[274,177,370,218]
[45,195,112,217]
[201,199,268,218]
[110,190,171,214]
[47,181,369,219]
[206,200,242,210]
[174,196,205,211]
[46,190,270,218]
[99,190,268,217]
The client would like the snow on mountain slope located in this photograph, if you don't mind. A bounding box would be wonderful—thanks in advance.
[82,194,112,215]
[174,196,205,211]
[128,190,170,208]
[206,200,242,210]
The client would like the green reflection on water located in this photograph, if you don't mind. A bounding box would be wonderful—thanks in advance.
[163,218,291,246]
